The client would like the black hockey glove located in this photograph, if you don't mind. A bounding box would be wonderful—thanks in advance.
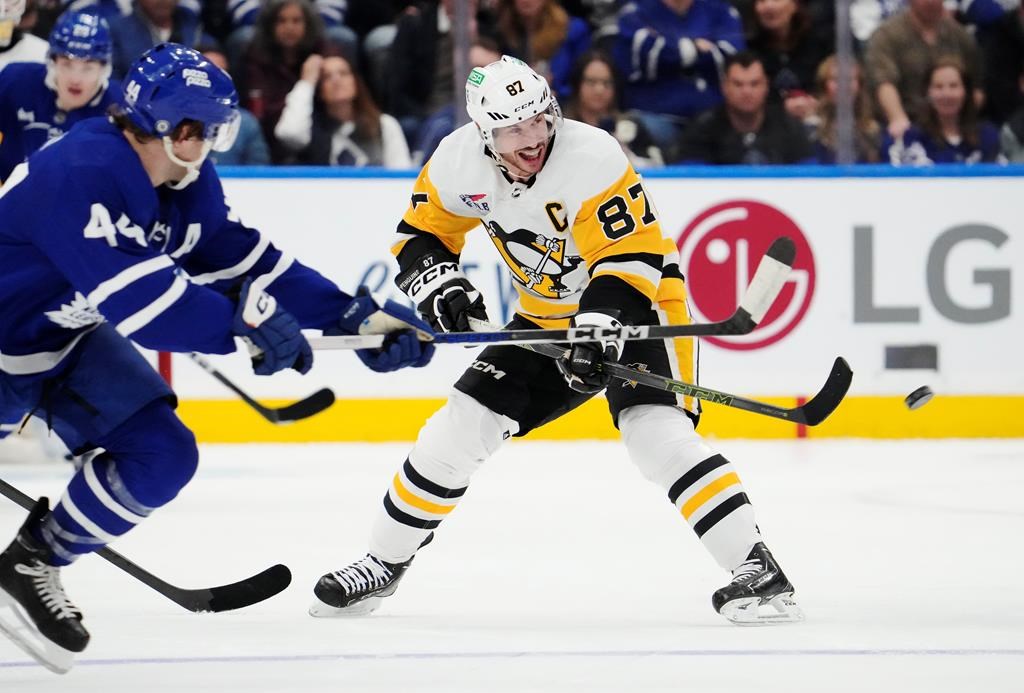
[555,311,624,395]
[395,250,488,333]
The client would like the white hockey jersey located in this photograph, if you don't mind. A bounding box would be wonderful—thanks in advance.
[393,119,688,328]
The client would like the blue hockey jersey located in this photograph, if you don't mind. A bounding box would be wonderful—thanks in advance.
[613,0,745,119]
[0,117,350,378]
[0,62,118,183]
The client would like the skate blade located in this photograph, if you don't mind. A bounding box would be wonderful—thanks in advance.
[719,593,805,626]
[0,593,75,674]
[308,596,382,618]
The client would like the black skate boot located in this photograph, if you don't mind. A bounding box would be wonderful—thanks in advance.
[712,542,803,625]
[0,498,90,673]
[309,553,414,617]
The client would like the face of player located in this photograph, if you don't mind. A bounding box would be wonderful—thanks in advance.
[578,60,615,115]
[928,65,966,120]
[318,56,356,106]
[723,62,769,117]
[274,2,306,49]
[493,113,552,177]
[754,0,797,34]
[53,56,105,110]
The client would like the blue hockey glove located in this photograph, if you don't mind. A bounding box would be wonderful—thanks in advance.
[555,311,624,394]
[331,286,435,373]
[232,279,313,376]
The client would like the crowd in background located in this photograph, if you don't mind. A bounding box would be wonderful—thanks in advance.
[2,0,1024,169]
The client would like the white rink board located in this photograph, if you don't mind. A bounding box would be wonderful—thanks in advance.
[164,175,1022,400]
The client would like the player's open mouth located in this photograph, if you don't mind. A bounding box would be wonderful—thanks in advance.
[517,144,544,163]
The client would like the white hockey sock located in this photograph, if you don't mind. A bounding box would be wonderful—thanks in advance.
[620,405,761,571]
[369,390,517,563]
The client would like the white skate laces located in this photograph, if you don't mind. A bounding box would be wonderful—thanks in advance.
[330,555,393,596]
[15,561,81,620]
[730,557,763,582]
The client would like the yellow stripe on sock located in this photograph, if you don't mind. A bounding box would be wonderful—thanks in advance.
[392,474,458,516]
[681,472,741,520]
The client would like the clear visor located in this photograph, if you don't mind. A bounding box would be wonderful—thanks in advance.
[490,104,561,155]
[53,57,106,84]
[206,110,241,152]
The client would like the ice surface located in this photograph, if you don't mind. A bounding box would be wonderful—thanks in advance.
[1,439,1022,691]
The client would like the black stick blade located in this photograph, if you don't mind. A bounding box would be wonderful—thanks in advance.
[765,236,797,266]
[265,388,336,423]
[181,563,293,613]
[796,357,853,426]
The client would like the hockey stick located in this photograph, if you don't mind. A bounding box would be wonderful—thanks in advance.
[309,236,798,351]
[525,342,852,426]
[0,477,292,613]
[188,353,336,424]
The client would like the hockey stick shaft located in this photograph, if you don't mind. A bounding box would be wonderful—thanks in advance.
[525,342,852,426]
[310,236,797,351]
[0,477,291,612]
[188,353,335,424]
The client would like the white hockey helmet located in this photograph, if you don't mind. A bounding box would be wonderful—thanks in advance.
[465,55,562,155]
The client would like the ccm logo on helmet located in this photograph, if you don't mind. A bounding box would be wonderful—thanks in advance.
[182,68,211,88]
[399,261,460,297]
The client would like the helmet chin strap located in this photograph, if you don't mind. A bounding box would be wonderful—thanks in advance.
[162,137,212,190]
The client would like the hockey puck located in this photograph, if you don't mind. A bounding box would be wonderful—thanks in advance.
[904,386,934,410]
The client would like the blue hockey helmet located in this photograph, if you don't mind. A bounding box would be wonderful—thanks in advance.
[48,11,112,63]
[121,43,240,149]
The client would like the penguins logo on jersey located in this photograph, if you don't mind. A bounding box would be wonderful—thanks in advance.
[483,202,584,297]
[485,220,584,296]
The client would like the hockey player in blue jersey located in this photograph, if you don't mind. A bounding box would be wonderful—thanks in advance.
[0,42,434,674]
[0,11,118,183]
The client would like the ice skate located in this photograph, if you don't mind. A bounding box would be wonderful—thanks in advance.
[712,542,803,626]
[309,553,414,617]
[0,498,89,674]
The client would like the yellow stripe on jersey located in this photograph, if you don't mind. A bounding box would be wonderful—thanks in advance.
[391,474,458,515]
[571,167,668,303]
[393,159,480,258]
[680,472,742,520]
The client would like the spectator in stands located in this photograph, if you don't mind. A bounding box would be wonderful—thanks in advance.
[493,0,591,98]
[223,0,357,73]
[850,0,1005,49]
[563,50,664,166]
[981,3,1024,126]
[746,0,832,124]
[57,0,201,26]
[200,44,271,166]
[109,0,209,79]
[344,0,416,104]
[274,53,411,166]
[676,50,814,163]
[242,0,340,163]
[385,0,497,145]
[812,54,883,163]
[0,0,47,68]
[613,0,746,150]
[409,37,501,164]
[999,61,1024,161]
[885,57,1004,164]
[865,0,982,140]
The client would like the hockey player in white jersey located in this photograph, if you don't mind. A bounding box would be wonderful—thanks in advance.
[310,56,803,626]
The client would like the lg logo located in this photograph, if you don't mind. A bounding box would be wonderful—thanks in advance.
[678,200,815,351]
